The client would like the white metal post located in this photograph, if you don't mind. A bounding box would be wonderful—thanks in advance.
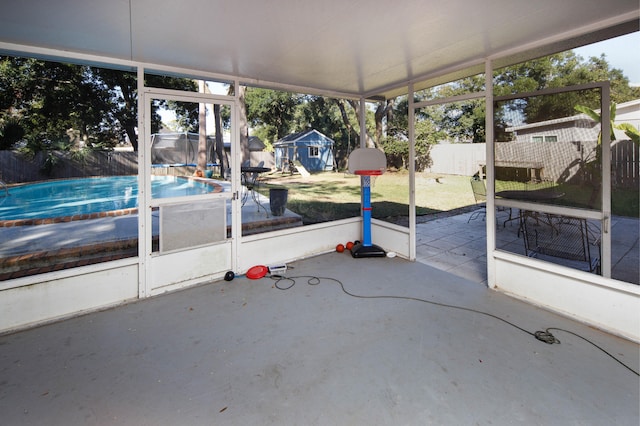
[359,97,367,149]
[601,83,612,278]
[359,97,367,224]
[408,83,417,261]
[137,65,149,298]
[231,79,241,274]
[485,59,497,289]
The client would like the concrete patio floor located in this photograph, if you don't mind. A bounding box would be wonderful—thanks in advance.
[416,208,640,286]
[0,253,638,425]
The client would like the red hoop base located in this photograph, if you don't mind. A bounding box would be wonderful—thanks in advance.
[354,170,383,176]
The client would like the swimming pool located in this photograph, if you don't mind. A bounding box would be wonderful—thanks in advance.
[0,176,223,225]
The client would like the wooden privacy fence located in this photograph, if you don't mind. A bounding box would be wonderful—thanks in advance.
[427,140,638,189]
[611,140,639,189]
[1,143,637,188]
[0,150,276,184]
[427,143,485,176]
[0,151,137,183]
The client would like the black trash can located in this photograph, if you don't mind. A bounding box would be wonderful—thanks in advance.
[269,187,288,216]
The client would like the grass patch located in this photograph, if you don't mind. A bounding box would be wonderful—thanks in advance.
[495,179,639,217]
[260,172,476,224]
[612,188,640,217]
[257,171,638,224]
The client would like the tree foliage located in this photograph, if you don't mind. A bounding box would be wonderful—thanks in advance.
[245,88,301,144]
[494,51,639,130]
[0,57,117,152]
[1,46,638,172]
[0,56,197,152]
[576,103,640,145]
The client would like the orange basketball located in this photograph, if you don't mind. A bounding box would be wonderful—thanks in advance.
[336,244,345,253]
[346,241,354,250]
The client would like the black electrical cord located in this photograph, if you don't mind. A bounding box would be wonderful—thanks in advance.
[268,273,639,377]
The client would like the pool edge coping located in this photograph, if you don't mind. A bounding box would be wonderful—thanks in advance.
[0,176,224,228]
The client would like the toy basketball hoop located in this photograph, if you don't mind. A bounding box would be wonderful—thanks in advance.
[348,148,387,258]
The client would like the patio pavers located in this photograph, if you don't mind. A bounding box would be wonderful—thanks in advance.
[416,208,639,286]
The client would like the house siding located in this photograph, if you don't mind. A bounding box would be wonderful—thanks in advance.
[274,130,335,172]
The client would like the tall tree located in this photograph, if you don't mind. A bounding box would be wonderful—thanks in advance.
[90,68,138,150]
[334,99,377,148]
[197,80,208,173]
[245,87,300,144]
[0,56,200,152]
[494,51,639,124]
[212,103,226,177]
[95,69,198,151]
[382,95,444,170]
[374,99,395,146]
[238,85,250,164]
[0,57,116,151]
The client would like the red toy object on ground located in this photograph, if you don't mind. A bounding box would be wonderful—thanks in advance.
[336,244,345,253]
[246,265,268,279]
[346,241,354,250]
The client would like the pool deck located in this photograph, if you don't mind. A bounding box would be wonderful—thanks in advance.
[1,199,637,286]
[0,191,302,279]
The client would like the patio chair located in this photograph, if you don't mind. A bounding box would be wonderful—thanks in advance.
[467,177,486,223]
[241,160,264,185]
[240,160,267,211]
[522,212,600,273]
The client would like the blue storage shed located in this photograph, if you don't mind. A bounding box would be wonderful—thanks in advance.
[274,129,335,172]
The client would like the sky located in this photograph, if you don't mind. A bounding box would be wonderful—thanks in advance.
[573,32,640,86]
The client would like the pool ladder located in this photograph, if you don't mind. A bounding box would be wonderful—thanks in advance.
[0,179,8,196]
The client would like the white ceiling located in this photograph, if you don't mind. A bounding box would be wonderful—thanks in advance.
[0,0,638,98]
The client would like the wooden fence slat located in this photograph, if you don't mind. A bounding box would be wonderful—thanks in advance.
[2,144,638,188]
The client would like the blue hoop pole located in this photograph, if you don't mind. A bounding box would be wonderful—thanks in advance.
[362,175,372,247]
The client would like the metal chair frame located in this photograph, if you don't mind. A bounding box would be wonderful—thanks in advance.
[468,177,486,223]
[522,212,600,273]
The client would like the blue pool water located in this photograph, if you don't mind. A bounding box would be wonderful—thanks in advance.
[0,176,219,222]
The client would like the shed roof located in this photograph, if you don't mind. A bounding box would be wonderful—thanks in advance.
[248,136,265,151]
[274,129,335,146]
[0,1,637,99]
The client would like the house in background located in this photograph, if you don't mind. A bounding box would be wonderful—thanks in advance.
[274,129,335,172]
[248,135,266,152]
[506,98,640,143]
[502,98,640,185]
[225,135,266,152]
[613,98,640,135]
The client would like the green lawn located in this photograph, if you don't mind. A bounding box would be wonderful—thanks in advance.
[494,179,639,217]
[260,172,477,224]
[257,171,638,225]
